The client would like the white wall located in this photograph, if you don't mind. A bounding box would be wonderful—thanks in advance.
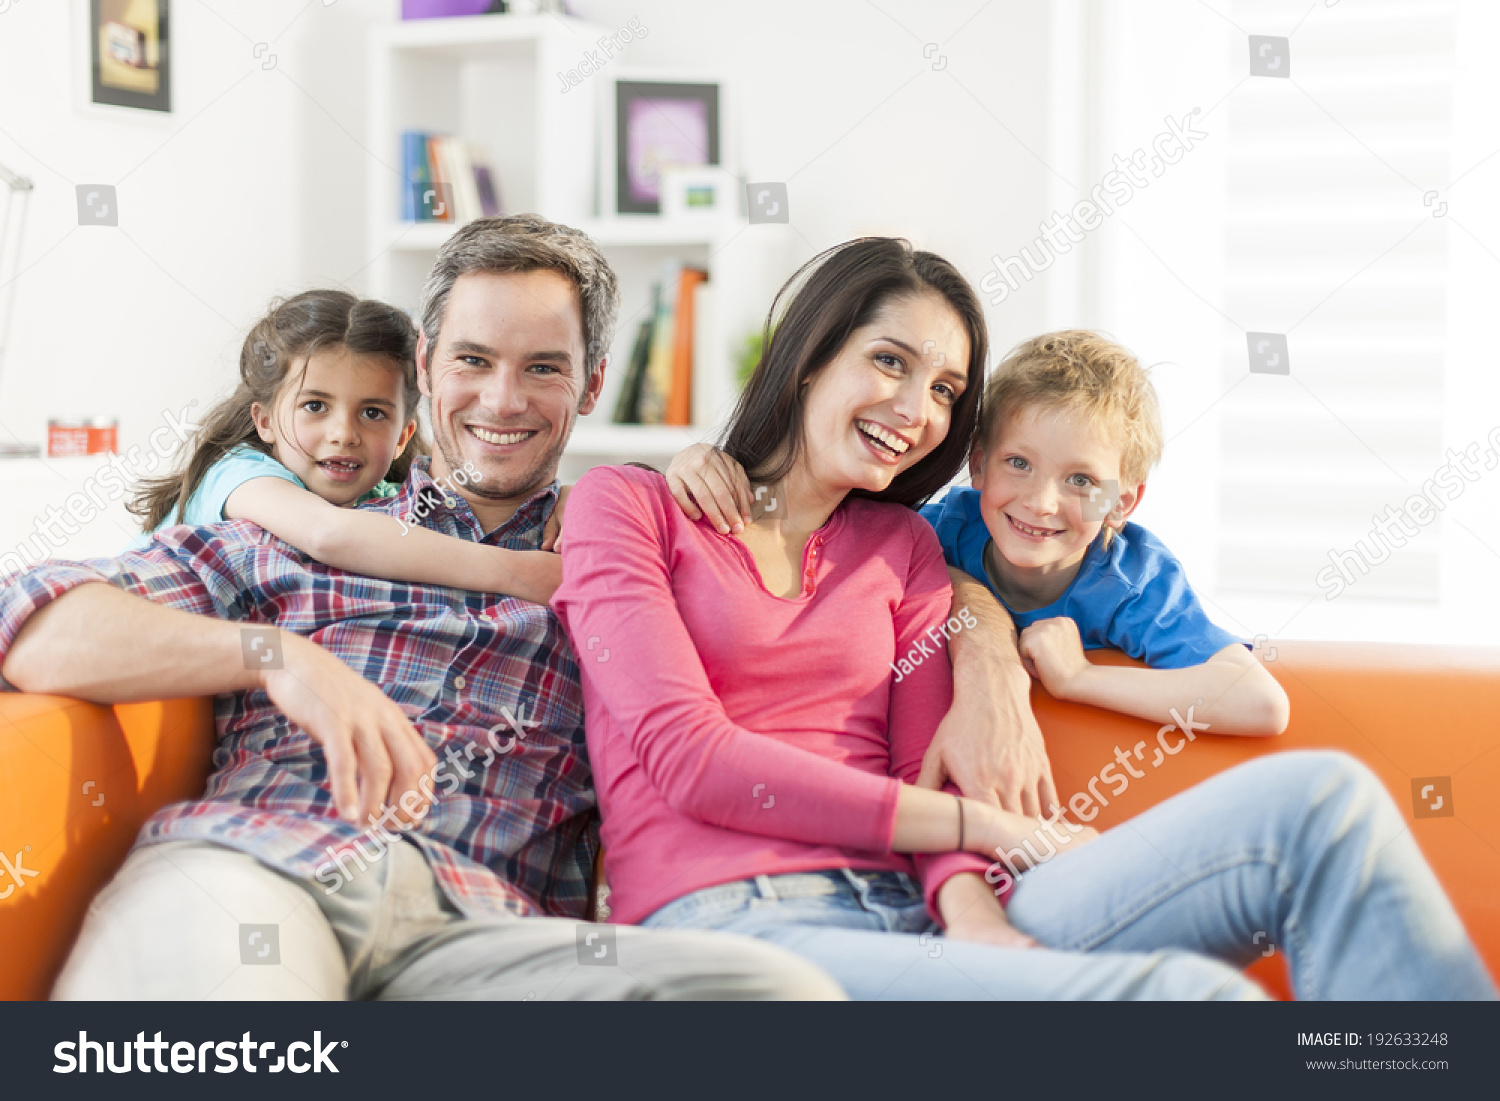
[0,1,310,459]
[0,0,392,554]
[568,0,1056,361]
[1078,1,1232,601]
[0,0,1061,559]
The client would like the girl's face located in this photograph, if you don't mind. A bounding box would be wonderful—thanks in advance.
[252,346,417,506]
[970,404,1140,576]
[797,292,970,498]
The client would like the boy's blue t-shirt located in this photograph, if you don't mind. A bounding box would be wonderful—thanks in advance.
[128,445,397,550]
[918,487,1241,669]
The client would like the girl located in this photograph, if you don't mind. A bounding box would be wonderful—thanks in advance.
[130,289,562,605]
[550,238,1493,1000]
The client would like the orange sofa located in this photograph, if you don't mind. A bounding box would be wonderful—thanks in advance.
[2,641,1497,1000]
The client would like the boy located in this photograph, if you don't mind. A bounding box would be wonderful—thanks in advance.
[915,329,1287,735]
[666,329,1288,737]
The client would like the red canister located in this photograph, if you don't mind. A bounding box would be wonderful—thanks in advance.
[87,417,119,454]
[47,419,91,457]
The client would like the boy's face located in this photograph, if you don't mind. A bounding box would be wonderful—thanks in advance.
[970,404,1143,575]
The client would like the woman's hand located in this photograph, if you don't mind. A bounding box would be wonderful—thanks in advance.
[963,796,1100,866]
[665,444,754,533]
[1017,616,1092,700]
[936,873,1039,949]
[541,484,572,551]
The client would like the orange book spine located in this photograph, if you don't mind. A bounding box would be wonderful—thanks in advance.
[426,136,452,221]
[666,269,706,426]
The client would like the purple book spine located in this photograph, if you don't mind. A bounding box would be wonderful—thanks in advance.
[402,1,497,20]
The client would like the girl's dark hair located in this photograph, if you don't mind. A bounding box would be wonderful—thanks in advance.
[719,237,987,509]
[129,289,425,531]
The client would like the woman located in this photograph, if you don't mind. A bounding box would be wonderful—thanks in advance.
[551,238,1494,999]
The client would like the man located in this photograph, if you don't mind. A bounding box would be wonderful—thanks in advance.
[0,215,842,1000]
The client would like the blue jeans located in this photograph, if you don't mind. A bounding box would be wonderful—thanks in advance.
[642,752,1497,1000]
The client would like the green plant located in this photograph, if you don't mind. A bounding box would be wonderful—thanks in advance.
[735,327,767,390]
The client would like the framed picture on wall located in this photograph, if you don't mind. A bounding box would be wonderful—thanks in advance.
[91,0,171,113]
[613,80,721,215]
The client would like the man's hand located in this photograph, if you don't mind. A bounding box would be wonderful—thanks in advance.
[541,484,572,551]
[1017,616,1091,700]
[665,443,753,533]
[920,570,1060,815]
[264,633,438,828]
[917,681,1059,816]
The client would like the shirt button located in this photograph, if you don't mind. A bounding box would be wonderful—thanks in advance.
[454,676,467,689]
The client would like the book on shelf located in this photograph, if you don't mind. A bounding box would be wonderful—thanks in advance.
[400,131,431,223]
[636,260,681,426]
[667,268,707,426]
[611,304,656,425]
[400,130,503,223]
[472,165,502,217]
[613,263,709,427]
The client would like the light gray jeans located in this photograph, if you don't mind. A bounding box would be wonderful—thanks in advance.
[645,752,1498,1000]
[52,837,842,1001]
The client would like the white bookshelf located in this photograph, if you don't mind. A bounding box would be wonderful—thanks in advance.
[364,12,769,478]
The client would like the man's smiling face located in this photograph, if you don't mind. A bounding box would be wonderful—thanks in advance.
[418,269,605,525]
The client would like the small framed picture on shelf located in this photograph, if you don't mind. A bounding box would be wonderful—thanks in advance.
[90,0,171,113]
[613,79,721,215]
[659,166,735,220]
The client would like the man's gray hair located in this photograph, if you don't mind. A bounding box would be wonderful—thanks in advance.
[418,213,620,387]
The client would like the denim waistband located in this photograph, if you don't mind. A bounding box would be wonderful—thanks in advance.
[643,867,924,928]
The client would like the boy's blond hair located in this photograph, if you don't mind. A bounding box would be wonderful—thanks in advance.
[977,330,1163,486]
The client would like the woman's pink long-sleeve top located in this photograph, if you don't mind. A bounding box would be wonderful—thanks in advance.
[550,464,992,926]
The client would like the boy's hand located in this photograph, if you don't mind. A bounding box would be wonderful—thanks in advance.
[1018,617,1091,699]
[666,444,754,533]
[541,484,572,551]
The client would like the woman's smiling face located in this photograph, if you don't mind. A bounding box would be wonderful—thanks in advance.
[797,292,970,497]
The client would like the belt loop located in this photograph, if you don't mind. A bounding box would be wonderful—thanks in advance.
[753,874,778,901]
[837,867,872,906]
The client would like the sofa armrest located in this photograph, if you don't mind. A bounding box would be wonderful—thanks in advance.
[1034,641,1500,998]
[0,693,214,1000]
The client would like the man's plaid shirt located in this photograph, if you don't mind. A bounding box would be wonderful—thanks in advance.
[0,459,595,919]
